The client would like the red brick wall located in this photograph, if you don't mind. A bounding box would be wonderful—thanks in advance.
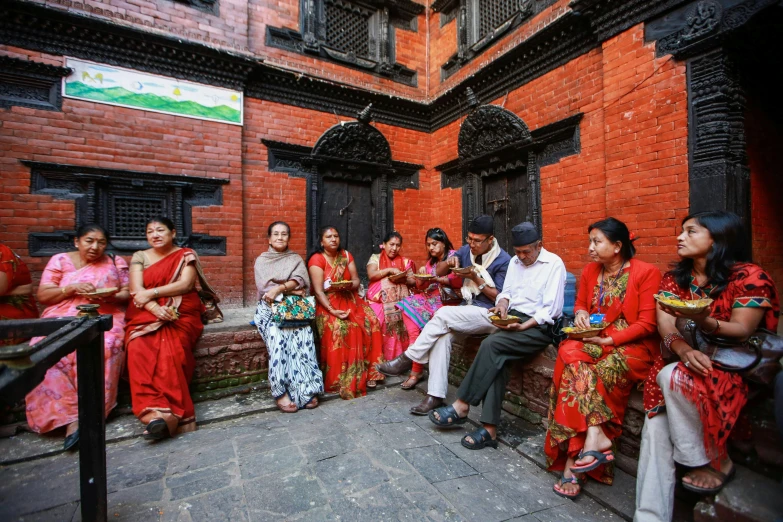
[747,98,783,289]
[26,0,250,52]
[0,46,245,306]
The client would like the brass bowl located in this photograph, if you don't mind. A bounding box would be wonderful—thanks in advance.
[654,294,713,315]
[489,315,520,326]
[450,267,473,275]
[413,273,436,280]
[561,323,607,340]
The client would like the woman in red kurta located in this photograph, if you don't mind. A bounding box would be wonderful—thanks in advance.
[0,243,38,343]
[547,218,661,498]
[126,217,204,440]
[307,226,384,400]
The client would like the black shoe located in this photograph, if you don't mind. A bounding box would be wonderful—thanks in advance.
[63,430,79,451]
[143,419,170,441]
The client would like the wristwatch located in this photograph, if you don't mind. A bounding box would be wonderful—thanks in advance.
[477,283,487,291]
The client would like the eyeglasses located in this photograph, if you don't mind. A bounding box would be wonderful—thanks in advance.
[465,236,490,245]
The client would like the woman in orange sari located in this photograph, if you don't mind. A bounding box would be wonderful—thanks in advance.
[366,231,416,361]
[546,218,661,498]
[0,243,38,342]
[307,226,384,399]
[126,217,204,440]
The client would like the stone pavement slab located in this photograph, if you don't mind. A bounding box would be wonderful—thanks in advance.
[2,384,648,522]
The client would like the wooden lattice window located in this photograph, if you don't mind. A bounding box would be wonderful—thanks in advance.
[478,0,520,40]
[324,0,373,58]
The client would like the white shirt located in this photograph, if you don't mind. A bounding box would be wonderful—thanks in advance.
[495,247,566,325]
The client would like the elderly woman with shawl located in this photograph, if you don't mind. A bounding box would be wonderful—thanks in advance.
[254,221,323,413]
[366,231,416,361]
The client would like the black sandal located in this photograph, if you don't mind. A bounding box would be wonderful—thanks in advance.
[461,426,498,450]
[569,450,614,473]
[681,465,735,495]
[428,405,468,427]
[143,418,170,441]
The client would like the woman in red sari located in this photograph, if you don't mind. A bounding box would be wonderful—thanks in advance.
[0,243,38,342]
[126,217,204,440]
[307,226,384,399]
[636,211,779,522]
[366,231,416,362]
[546,218,661,498]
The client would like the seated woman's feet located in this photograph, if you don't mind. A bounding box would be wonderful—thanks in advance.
[63,421,79,451]
[304,396,319,410]
[400,371,424,390]
[570,425,614,473]
[682,459,735,494]
[276,395,298,413]
[141,412,177,440]
[410,395,443,415]
[553,470,584,499]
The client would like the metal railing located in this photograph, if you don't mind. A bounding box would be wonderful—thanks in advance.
[0,304,112,522]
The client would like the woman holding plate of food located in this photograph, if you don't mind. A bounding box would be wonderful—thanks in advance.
[546,217,661,499]
[25,224,130,450]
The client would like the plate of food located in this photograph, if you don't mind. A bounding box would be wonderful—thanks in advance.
[450,266,474,276]
[79,287,118,297]
[489,314,520,326]
[388,272,409,283]
[654,294,713,315]
[413,273,436,280]
[329,280,353,290]
[561,323,607,340]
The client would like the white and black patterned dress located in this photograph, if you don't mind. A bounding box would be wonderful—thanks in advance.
[255,301,323,408]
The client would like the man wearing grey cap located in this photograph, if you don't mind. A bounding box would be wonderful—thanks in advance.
[375,215,512,415]
[428,221,566,450]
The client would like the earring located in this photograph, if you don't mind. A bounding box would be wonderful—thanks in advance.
[615,250,619,254]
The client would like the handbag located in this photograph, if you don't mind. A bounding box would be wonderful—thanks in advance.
[439,285,463,306]
[272,295,316,328]
[676,318,783,387]
[193,259,224,324]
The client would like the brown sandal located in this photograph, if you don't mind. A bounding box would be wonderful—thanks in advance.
[304,397,319,409]
[367,380,377,389]
[400,372,424,390]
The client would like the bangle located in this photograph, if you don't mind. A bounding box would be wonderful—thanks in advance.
[61,286,67,295]
[663,332,685,352]
[700,318,719,335]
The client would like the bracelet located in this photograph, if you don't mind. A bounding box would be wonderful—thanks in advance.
[663,332,685,352]
[700,318,719,335]
[153,288,159,298]
[61,286,67,295]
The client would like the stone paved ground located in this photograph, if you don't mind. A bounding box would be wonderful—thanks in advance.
[1,385,629,522]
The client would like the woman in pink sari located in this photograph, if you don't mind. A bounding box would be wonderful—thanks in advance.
[126,217,204,440]
[26,224,130,450]
[366,231,416,361]
[397,228,462,390]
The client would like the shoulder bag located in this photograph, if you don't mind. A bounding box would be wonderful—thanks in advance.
[193,260,224,324]
[272,295,316,328]
[439,285,463,306]
[676,318,783,387]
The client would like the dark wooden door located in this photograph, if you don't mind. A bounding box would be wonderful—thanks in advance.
[483,170,528,252]
[319,179,374,282]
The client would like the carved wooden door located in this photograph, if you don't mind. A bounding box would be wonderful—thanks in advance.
[483,170,528,252]
[318,179,374,282]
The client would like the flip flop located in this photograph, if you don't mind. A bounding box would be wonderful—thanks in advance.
[681,465,735,495]
[143,419,170,441]
[428,405,468,427]
[552,474,584,499]
[461,427,498,450]
[569,449,614,473]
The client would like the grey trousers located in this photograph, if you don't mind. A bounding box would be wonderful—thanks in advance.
[456,313,553,426]
[634,363,709,522]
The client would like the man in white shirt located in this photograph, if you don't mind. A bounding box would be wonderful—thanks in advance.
[428,222,566,451]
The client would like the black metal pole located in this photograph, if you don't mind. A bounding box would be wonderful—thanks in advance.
[76,316,107,522]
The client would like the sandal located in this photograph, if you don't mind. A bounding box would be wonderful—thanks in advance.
[366,380,377,389]
[569,449,615,473]
[552,474,584,499]
[428,405,468,427]
[461,426,498,450]
[681,464,735,495]
[276,398,299,413]
[400,371,425,390]
[143,419,170,441]
[304,396,319,410]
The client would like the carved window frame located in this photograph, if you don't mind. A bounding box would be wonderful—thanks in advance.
[170,0,219,15]
[436,0,558,81]
[24,162,230,257]
[265,0,422,86]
